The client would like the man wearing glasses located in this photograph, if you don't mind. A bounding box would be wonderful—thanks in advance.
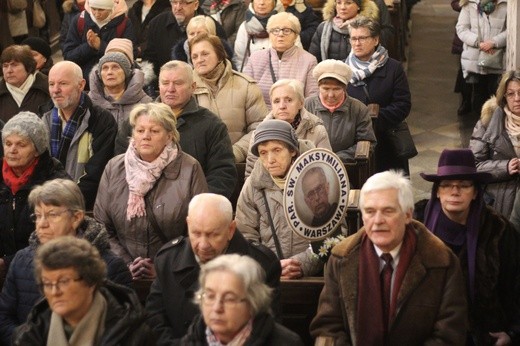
[302,166,337,227]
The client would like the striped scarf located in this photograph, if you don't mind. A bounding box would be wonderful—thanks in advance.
[346,44,389,86]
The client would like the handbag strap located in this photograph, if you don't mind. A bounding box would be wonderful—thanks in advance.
[261,190,284,259]
[362,85,372,104]
[268,52,277,84]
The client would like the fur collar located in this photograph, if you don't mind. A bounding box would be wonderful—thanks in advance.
[480,96,498,128]
[322,0,380,22]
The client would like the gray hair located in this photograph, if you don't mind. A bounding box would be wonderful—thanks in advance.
[267,12,301,35]
[129,103,180,143]
[28,179,85,211]
[187,15,216,36]
[270,79,305,104]
[348,16,381,38]
[359,170,414,214]
[195,254,272,316]
[188,193,233,226]
[34,237,106,289]
[160,60,194,84]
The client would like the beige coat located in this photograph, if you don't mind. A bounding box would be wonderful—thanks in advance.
[193,61,268,163]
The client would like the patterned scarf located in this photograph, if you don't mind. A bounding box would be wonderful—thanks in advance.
[2,157,39,195]
[504,105,520,156]
[478,0,496,15]
[346,44,389,86]
[319,19,350,61]
[50,93,88,165]
[124,139,178,220]
[206,319,253,346]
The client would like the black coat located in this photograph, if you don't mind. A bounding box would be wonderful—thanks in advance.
[12,281,156,346]
[145,230,281,345]
[182,312,303,345]
[128,0,171,57]
[0,152,69,267]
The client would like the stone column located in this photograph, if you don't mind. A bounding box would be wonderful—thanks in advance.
[507,0,519,70]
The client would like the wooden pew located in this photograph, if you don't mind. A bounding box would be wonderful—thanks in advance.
[344,140,374,190]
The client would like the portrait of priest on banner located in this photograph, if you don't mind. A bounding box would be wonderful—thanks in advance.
[300,165,340,227]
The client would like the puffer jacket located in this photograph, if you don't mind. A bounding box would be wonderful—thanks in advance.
[93,146,209,264]
[0,72,50,122]
[304,95,376,163]
[194,60,268,163]
[88,66,153,126]
[456,0,507,78]
[0,217,132,345]
[12,281,155,346]
[470,96,518,217]
[236,140,322,276]
[243,45,318,108]
[245,108,332,177]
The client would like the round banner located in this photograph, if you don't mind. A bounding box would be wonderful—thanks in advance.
[284,148,350,241]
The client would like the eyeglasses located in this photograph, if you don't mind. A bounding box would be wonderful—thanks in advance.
[335,0,356,5]
[305,183,327,200]
[30,209,71,223]
[169,0,195,6]
[199,292,247,308]
[269,28,295,36]
[349,36,372,43]
[39,277,83,293]
[505,90,520,99]
[438,182,474,191]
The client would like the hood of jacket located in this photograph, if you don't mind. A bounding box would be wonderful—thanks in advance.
[480,95,499,128]
[323,0,379,21]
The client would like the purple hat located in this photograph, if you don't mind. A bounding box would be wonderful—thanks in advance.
[420,149,492,183]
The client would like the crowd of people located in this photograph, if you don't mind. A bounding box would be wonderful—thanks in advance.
[0,0,519,344]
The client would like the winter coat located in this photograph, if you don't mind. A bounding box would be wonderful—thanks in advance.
[62,10,138,82]
[42,93,117,210]
[94,147,208,264]
[0,217,132,345]
[201,0,247,47]
[115,97,237,198]
[193,60,268,163]
[304,95,376,163]
[128,0,171,57]
[346,57,411,172]
[88,66,153,127]
[0,152,68,268]
[0,72,50,123]
[236,140,322,276]
[244,108,332,177]
[310,221,468,345]
[145,231,281,345]
[456,0,507,78]
[60,0,83,51]
[284,0,320,51]
[470,97,518,217]
[182,312,303,345]
[12,281,155,346]
[243,45,318,108]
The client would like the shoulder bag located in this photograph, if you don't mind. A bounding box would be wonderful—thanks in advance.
[32,0,46,29]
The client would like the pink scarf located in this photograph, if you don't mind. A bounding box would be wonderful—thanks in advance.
[124,139,178,220]
[319,92,346,113]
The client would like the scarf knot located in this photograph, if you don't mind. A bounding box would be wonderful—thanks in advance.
[346,44,389,86]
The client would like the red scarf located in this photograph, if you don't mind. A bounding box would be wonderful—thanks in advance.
[357,225,417,345]
[2,158,39,195]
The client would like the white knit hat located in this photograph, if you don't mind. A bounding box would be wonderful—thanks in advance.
[2,112,49,155]
[89,0,114,10]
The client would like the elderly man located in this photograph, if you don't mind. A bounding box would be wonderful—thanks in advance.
[115,60,236,198]
[419,149,520,345]
[310,171,467,345]
[302,166,337,226]
[145,193,281,345]
[43,61,117,210]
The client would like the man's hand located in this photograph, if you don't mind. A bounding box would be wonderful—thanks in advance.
[280,258,303,279]
[489,331,511,346]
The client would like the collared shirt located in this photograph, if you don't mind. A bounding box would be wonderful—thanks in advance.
[374,243,402,297]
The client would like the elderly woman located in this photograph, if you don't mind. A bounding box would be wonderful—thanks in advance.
[236,120,322,278]
[94,102,208,279]
[243,12,318,108]
[345,17,412,174]
[12,237,154,345]
[21,37,54,76]
[0,112,68,284]
[182,254,303,345]
[89,38,153,126]
[0,45,50,122]
[0,179,132,345]
[190,33,267,163]
[470,70,520,217]
[304,59,376,164]
[245,78,331,176]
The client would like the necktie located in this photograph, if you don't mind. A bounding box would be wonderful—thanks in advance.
[381,253,393,332]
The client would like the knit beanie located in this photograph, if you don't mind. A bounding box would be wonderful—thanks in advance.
[105,38,134,64]
[251,119,299,156]
[98,52,132,79]
[89,0,114,9]
[21,37,52,60]
[2,112,50,155]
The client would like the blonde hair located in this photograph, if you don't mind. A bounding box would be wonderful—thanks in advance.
[129,103,180,143]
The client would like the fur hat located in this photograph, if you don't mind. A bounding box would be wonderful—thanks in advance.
[420,149,493,183]
[105,38,134,64]
[89,0,114,9]
[2,112,49,155]
[251,119,299,156]
[98,52,132,79]
[313,59,353,86]
[21,37,51,60]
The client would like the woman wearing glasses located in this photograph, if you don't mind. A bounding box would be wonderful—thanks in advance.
[470,70,520,217]
[242,12,318,108]
[13,237,153,345]
[0,179,131,345]
[182,254,303,345]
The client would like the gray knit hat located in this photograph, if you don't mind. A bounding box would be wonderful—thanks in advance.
[2,112,49,155]
[98,51,132,80]
[251,119,299,156]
